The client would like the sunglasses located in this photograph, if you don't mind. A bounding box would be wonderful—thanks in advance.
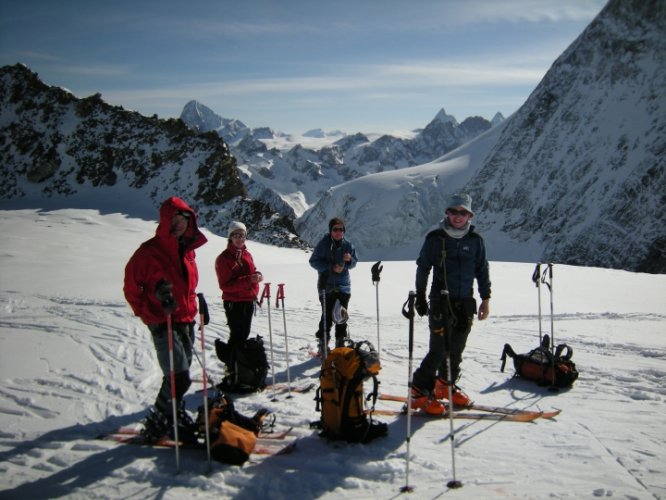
[231,232,246,239]
[331,227,345,233]
[447,208,471,216]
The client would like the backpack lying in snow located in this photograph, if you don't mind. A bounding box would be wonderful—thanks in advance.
[215,336,269,393]
[500,335,579,388]
[314,339,388,443]
[196,393,271,465]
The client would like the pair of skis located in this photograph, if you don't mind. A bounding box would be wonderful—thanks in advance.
[374,393,561,422]
[97,426,297,457]
[194,380,315,395]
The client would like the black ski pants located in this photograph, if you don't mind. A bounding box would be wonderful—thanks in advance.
[223,300,255,370]
[413,298,476,391]
[317,291,350,342]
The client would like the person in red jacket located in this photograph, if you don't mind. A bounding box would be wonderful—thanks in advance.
[214,221,263,388]
[124,196,208,441]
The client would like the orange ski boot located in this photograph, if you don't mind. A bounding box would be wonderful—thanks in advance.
[434,378,471,407]
[410,386,446,415]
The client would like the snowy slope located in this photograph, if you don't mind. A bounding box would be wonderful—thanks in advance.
[297,122,507,261]
[1,207,665,499]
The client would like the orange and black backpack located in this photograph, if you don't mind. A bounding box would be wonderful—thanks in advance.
[314,340,387,443]
[500,335,579,388]
[196,393,271,465]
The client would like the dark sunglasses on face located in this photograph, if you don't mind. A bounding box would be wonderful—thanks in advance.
[331,227,345,233]
[447,208,471,216]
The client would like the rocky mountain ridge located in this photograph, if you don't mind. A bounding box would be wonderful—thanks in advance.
[0,63,303,247]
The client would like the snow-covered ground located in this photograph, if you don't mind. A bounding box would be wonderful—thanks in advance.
[1,207,665,499]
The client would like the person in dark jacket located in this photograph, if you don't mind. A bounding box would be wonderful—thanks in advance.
[214,221,263,387]
[411,193,491,415]
[124,196,208,440]
[308,217,358,355]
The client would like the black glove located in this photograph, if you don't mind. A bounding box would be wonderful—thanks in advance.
[371,261,383,283]
[197,293,210,325]
[155,279,176,313]
[415,291,428,317]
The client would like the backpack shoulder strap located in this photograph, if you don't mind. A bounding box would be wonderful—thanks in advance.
[365,374,379,410]
[555,343,573,361]
[500,344,516,372]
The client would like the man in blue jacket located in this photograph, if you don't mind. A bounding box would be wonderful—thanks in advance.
[411,193,491,414]
[309,217,358,356]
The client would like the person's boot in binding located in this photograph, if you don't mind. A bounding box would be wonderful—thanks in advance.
[410,385,446,415]
[434,377,471,407]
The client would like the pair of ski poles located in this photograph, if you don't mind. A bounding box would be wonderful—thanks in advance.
[167,282,295,473]
[533,262,558,390]
[259,282,292,400]
[166,293,213,473]
[316,261,384,363]
[400,291,462,493]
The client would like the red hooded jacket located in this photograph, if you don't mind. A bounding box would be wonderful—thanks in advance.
[215,241,260,302]
[124,197,208,325]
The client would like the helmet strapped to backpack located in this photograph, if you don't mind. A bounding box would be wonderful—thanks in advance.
[313,339,387,443]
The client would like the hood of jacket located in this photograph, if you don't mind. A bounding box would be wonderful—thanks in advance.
[155,196,207,251]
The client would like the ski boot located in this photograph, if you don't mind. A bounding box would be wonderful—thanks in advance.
[141,406,170,443]
[410,386,446,415]
[253,408,275,433]
[335,335,349,348]
[176,402,198,444]
[434,378,471,407]
[317,336,330,358]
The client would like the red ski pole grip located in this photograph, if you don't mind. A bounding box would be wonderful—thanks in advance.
[259,283,271,305]
[276,283,285,307]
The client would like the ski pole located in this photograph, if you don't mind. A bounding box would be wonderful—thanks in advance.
[192,349,216,389]
[532,262,543,344]
[400,291,416,493]
[321,288,328,362]
[275,283,293,397]
[547,263,555,353]
[260,283,278,400]
[371,261,383,362]
[441,290,462,489]
[546,263,558,391]
[166,314,180,473]
[197,293,212,471]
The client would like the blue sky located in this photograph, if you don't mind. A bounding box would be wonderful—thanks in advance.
[0,0,607,134]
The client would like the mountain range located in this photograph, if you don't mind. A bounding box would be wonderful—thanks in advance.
[179,100,502,219]
[0,0,663,272]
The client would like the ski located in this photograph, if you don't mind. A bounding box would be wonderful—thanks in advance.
[369,408,543,422]
[265,382,315,394]
[465,403,560,419]
[378,393,561,420]
[193,379,314,395]
[97,431,297,456]
[106,425,293,440]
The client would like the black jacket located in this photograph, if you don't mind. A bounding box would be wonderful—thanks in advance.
[415,227,491,301]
